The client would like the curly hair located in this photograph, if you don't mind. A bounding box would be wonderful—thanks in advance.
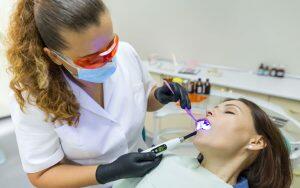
[6,0,106,125]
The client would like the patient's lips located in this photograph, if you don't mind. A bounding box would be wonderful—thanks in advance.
[196,118,211,131]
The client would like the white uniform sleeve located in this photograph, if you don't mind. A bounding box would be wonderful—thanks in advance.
[125,43,157,98]
[9,93,64,173]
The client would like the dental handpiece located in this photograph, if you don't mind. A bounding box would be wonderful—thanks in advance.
[142,131,197,156]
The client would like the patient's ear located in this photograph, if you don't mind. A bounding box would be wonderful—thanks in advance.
[247,135,267,151]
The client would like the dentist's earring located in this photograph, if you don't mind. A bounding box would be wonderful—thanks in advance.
[248,145,253,149]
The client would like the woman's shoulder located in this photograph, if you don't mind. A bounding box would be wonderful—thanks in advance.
[9,91,56,129]
[116,41,140,63]
[118,41,136,54]
[115,41,148,81]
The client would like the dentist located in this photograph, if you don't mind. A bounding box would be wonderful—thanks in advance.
[7,0,191,187]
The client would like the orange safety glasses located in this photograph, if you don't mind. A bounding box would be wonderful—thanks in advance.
[74,35,119,69]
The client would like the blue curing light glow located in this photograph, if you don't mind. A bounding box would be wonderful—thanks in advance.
[196,119,211,131]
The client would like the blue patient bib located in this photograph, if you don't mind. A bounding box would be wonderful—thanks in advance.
[234,176,249,188]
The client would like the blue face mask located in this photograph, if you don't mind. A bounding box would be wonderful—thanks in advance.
[52,50,117,83]
[77,60,117,83]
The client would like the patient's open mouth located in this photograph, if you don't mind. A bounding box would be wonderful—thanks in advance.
[196,118,211,131]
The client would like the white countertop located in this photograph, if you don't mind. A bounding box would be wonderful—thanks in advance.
[144,60,300,101]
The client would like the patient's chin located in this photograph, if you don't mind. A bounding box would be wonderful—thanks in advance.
[193,133,208,148]
[193,132,219,152]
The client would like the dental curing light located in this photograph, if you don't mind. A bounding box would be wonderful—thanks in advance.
[143,119,211,156]
[143,131,197,156]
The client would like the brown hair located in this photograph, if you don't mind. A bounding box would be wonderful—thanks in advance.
[7,0,106,125]
[232,98,292,188]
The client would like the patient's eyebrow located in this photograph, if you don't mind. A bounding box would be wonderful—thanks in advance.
[224,104,243,113]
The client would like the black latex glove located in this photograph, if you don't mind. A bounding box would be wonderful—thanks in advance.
[95,152,162,184]
[154,82,191,109]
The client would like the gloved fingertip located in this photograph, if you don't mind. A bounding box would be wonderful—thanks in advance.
[145,157,162,173]
[150,152,157,158]
[138,148,143,153]
[187,97,191,109]
[180,101,187,109]
[183,93,191,109]
[187,102,191,109]
[144,151,157,160]
[171,94,179,102]
[154,156,163,165]
[156,154,163,160]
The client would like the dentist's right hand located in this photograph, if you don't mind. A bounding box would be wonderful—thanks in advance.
[154,82,191,109]
[95,152,162,184]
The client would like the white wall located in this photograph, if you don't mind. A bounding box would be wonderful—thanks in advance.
[0,0,15,116]
[105,0,300,75]
[1,0,299,74]
[0,0,15,34]
[0,0,299,90]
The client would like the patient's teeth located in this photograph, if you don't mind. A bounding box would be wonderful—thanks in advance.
[196,119,211,131]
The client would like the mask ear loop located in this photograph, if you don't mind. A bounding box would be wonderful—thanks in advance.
[51,50,81,77]
[51,50,75,67]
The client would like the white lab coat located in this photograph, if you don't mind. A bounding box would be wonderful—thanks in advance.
[9,42,156,188]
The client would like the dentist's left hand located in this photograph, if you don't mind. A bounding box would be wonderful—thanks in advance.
[154,82,191,109]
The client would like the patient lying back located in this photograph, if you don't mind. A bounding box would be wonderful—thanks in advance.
[114,98,292,188]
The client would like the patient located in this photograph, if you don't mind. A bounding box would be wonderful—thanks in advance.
[113,98,292,188]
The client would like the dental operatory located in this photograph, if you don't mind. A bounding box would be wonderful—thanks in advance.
[1,0,300,188]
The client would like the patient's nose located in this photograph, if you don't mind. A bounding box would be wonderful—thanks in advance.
[206,110,213,117]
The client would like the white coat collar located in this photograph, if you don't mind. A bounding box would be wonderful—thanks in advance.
[62,62,121,123]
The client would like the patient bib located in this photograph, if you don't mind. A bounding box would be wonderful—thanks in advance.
[113,155,233,188]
